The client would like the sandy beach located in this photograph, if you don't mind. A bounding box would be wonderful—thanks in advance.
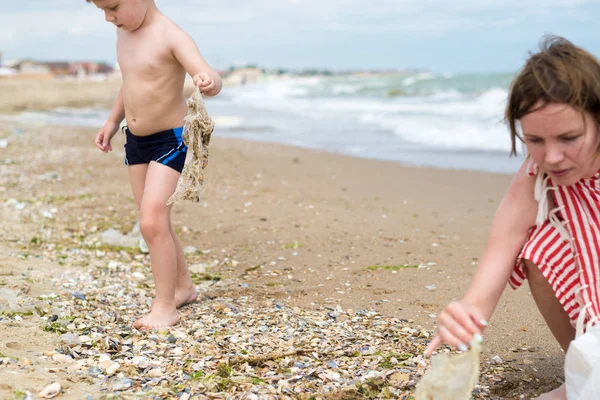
[0,79,564,399]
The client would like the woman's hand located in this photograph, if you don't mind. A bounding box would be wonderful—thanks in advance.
[425,300,488,356]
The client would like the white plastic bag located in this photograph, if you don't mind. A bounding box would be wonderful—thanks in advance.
[415,343,481,400]
[565,324,600,399]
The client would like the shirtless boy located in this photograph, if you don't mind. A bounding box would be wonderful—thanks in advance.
[88,0,222,329]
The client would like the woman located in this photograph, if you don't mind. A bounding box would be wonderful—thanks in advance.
[426,36,600,400]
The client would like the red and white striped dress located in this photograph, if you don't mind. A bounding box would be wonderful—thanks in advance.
[510,161,600,329]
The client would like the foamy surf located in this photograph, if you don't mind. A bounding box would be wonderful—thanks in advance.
[0,72,524,173]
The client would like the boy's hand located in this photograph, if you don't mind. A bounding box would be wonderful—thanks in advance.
[95,121,120,153]
[193,72,215,94]
[425,300,487,357]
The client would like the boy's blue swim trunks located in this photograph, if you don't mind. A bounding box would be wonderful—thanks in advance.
[124,126,187,173]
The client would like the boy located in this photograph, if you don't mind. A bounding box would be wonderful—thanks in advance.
[88,0,222,329]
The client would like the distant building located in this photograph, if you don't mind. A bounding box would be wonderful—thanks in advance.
[0,59,53,80]
[0,58,116,79]
[0,67,16,77]
[43,62,71,76]
[3,59,20,69]
[224,67,262,86]
[0,52,15,76]
[15,60,51,75]
[67,61,114,77]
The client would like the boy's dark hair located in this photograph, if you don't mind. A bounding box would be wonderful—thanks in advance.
[506,35,600,155]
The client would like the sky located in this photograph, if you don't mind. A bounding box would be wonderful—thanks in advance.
[1,0,600,73]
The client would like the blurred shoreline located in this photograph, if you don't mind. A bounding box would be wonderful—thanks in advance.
[0,75,523,173]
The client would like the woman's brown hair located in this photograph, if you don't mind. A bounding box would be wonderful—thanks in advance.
[506,35,600,155]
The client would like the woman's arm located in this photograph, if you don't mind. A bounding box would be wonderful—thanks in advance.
[426,161,538,355]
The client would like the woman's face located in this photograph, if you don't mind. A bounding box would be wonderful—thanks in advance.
[521,102,600,185]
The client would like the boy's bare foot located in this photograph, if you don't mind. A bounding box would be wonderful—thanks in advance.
[175,285,198,308]
[133,304,179,330]
[533,384,566,400]
[151,286,197,310]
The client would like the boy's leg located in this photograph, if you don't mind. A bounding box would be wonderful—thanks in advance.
[130,163,196,309]
[128,164,148,208]
[169,223,197,307]
[524,260,572,400]
[133,161,181,328]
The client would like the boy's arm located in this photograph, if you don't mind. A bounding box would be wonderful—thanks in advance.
[169,28,222,97]
[108,87,126,124]
[96,86,125,152]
